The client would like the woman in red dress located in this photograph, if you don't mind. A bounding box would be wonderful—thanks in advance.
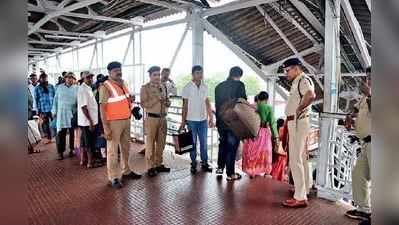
[271,118,289,182]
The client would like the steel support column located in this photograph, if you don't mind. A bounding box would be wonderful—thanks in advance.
[192,10,204,67]
[316,0,341,201]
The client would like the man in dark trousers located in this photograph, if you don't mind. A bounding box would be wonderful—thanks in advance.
[215,66,247,181]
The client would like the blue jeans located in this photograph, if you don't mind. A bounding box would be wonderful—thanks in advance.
[217,129,240,176]
[187,120,208,166]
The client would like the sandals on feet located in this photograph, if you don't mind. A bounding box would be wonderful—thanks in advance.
[226,173,242,181]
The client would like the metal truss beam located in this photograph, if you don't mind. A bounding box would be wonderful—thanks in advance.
[269,2,318,45]
[203,18,288,100]
[289,0,357,72]
[33,17,188,65]
[257,5,324,90]
[57,0,73,8]
[28,40,80,46]
[202,0,277,17]
[28,48,60,52]
[136,0,187,12]
[62,12,137,24]
[28,0,102,35]
[35,28,99,38]
[365,0,371,12]
[170,22,190,69]
[262,45,323,72]
[59,16,80,25]
[341,0,371,69]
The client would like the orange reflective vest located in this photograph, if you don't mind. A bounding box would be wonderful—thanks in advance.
[103,80,131,121]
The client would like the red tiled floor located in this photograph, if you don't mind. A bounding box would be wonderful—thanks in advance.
[28,142,358,225]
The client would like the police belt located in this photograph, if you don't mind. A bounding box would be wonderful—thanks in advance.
[363,135,371,143]
[147,113,167,118]
[286,114,309,121]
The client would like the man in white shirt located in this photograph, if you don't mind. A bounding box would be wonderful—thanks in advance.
[28,73,39,116]
[78,71,102,168]
[161,68,177,96]
[179,65,214,174]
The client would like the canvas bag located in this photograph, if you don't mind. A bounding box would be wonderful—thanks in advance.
[28,120,42,145]
[220,98,261,140]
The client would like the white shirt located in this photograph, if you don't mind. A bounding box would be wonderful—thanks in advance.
[285,73,314,116]
[181,81,208,121]
[28,83,38,111]
[77,83,98,126]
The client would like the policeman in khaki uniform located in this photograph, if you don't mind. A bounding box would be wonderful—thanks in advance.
[345,67,372,222]
[281,58,316,208]
[140,66,171,177]
[99,61,141,189]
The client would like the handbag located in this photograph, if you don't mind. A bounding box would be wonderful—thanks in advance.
[28,120,41,145]
[172,129,193,155]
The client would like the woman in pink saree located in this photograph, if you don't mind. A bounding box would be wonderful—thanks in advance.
[242,91,278,178]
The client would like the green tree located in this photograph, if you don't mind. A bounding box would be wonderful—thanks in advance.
[241,75,262,97]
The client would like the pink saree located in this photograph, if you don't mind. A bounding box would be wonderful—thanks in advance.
[242,127,273,176]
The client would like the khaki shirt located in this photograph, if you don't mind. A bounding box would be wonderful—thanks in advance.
[285,73,314,116]
[140,82,169,114]
[355,96,371,139]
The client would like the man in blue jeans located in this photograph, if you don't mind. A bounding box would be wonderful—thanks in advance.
[179,65,215,174]
[215,67,247,181]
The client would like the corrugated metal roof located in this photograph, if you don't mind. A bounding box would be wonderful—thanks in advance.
[28,0,207,56]
[205,0,370,112]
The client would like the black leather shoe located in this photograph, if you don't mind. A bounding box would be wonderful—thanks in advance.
[68,150,74,158]
[111,179,123,189]
[345,210,371,221]
[147,168,157,177]
[201,163,213,172]
[190,165,197,174]
[156,165,171,173]
[122,172,142,180]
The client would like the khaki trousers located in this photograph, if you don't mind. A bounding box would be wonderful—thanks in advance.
[145,117,167,169]
[106,119,131,181]
[352,142,371,213]
[288,117,312,201]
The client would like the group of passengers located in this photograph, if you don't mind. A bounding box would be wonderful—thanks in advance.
[27,59,371,225]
